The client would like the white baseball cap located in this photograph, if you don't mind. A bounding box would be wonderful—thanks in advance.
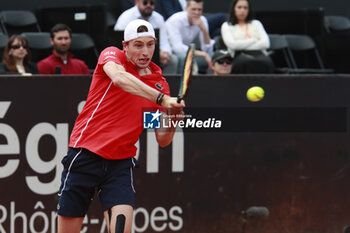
[124,19,155,42]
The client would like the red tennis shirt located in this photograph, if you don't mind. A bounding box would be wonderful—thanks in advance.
[69,46,170,159]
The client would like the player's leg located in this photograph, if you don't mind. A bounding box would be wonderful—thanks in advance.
[104,204,133,233]
[57,216,84,233]
[57,148,104,232]
[100,157,139,233]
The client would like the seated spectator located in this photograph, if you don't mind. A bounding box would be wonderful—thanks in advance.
[165,0,215,74]
[157,0,226,38]
[37,24,90,75]
[221,0,275,74]
[0,34,38,75]
[114,0,178,75]
[211,50,233,75]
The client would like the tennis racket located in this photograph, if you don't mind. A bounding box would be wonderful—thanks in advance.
[177,43,195,103]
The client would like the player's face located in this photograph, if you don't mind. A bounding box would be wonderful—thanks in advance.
[137,0,155,18]
[124,36,155,70]
[234,0,249,22]
[186,1,203,20]
[50,30,72,55]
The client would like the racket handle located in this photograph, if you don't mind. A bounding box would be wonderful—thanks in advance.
[177,97,181,104]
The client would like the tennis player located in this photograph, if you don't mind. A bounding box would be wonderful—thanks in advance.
[57,19,184,233]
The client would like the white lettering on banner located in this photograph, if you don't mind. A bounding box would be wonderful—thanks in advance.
[0,102,11,119]
[150,207,167,231]
[10,202,27,233]
[142,129,184,173]
[146,130,158,173]
[0,205,7,233]
[25,123,68,195]
[172,131,184,172]
[0,202,58,233]
[29,207,49,233]
[0,123,20,178]
[132,206,183,233]
[81,216,88,233]
[0,202,183,233]
[168,206,183,231]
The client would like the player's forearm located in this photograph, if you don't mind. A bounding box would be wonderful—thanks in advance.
[115,70,159,101]
[104,62,185,109]
[155,127,176,147]
[104,61,159,103]
[156,129,175,147]
[155,110,185,147]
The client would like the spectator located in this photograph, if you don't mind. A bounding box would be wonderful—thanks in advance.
[157,0,226,38]
[0,34,38,75]
[37,24,90,75]
[165,0,215,74]
[114,0,178,74]
[221,0,275,74]
[211,50,233,75]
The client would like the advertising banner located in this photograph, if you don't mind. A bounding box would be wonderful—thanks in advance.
[0,75,350,233]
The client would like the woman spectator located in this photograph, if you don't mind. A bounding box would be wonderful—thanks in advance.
[0,34,38,75]
[221,0,274,73]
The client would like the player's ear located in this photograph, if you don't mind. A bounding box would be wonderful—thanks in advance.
[122,41,127,50]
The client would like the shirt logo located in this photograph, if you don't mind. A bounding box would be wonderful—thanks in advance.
[155,83,163,90]
[143,110,161,129]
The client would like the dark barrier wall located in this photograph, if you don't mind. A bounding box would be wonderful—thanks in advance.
[0,74,350,233]
[1,0,350,18]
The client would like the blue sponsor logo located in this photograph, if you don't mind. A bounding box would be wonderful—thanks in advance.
[143,110,162,129]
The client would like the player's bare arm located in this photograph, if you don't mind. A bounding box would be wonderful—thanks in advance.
[155,110,185,147]
[103,61,185,109]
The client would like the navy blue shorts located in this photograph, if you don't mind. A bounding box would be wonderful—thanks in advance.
[57,147,139,217]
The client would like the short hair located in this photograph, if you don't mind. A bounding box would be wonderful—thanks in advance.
[50,23,72,39]
[228,0,254,25]
[137,25,149,33]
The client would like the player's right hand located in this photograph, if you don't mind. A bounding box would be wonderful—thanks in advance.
[162,96,185,110]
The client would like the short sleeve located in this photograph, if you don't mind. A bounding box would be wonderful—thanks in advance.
[98,47,124,66]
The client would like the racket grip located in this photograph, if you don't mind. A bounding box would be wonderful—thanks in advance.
[177,97,181,104]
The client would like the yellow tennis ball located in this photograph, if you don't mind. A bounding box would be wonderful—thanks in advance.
[247,86,264,102]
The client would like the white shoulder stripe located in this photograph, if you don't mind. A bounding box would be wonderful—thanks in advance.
[73,81,113,147]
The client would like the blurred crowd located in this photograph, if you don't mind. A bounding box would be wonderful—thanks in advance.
[0,0,277,76]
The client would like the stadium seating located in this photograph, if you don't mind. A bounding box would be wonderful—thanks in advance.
[0,10,41,36]
[0,33,8,59]
[21,32,52,62]
[70,33,99,70]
